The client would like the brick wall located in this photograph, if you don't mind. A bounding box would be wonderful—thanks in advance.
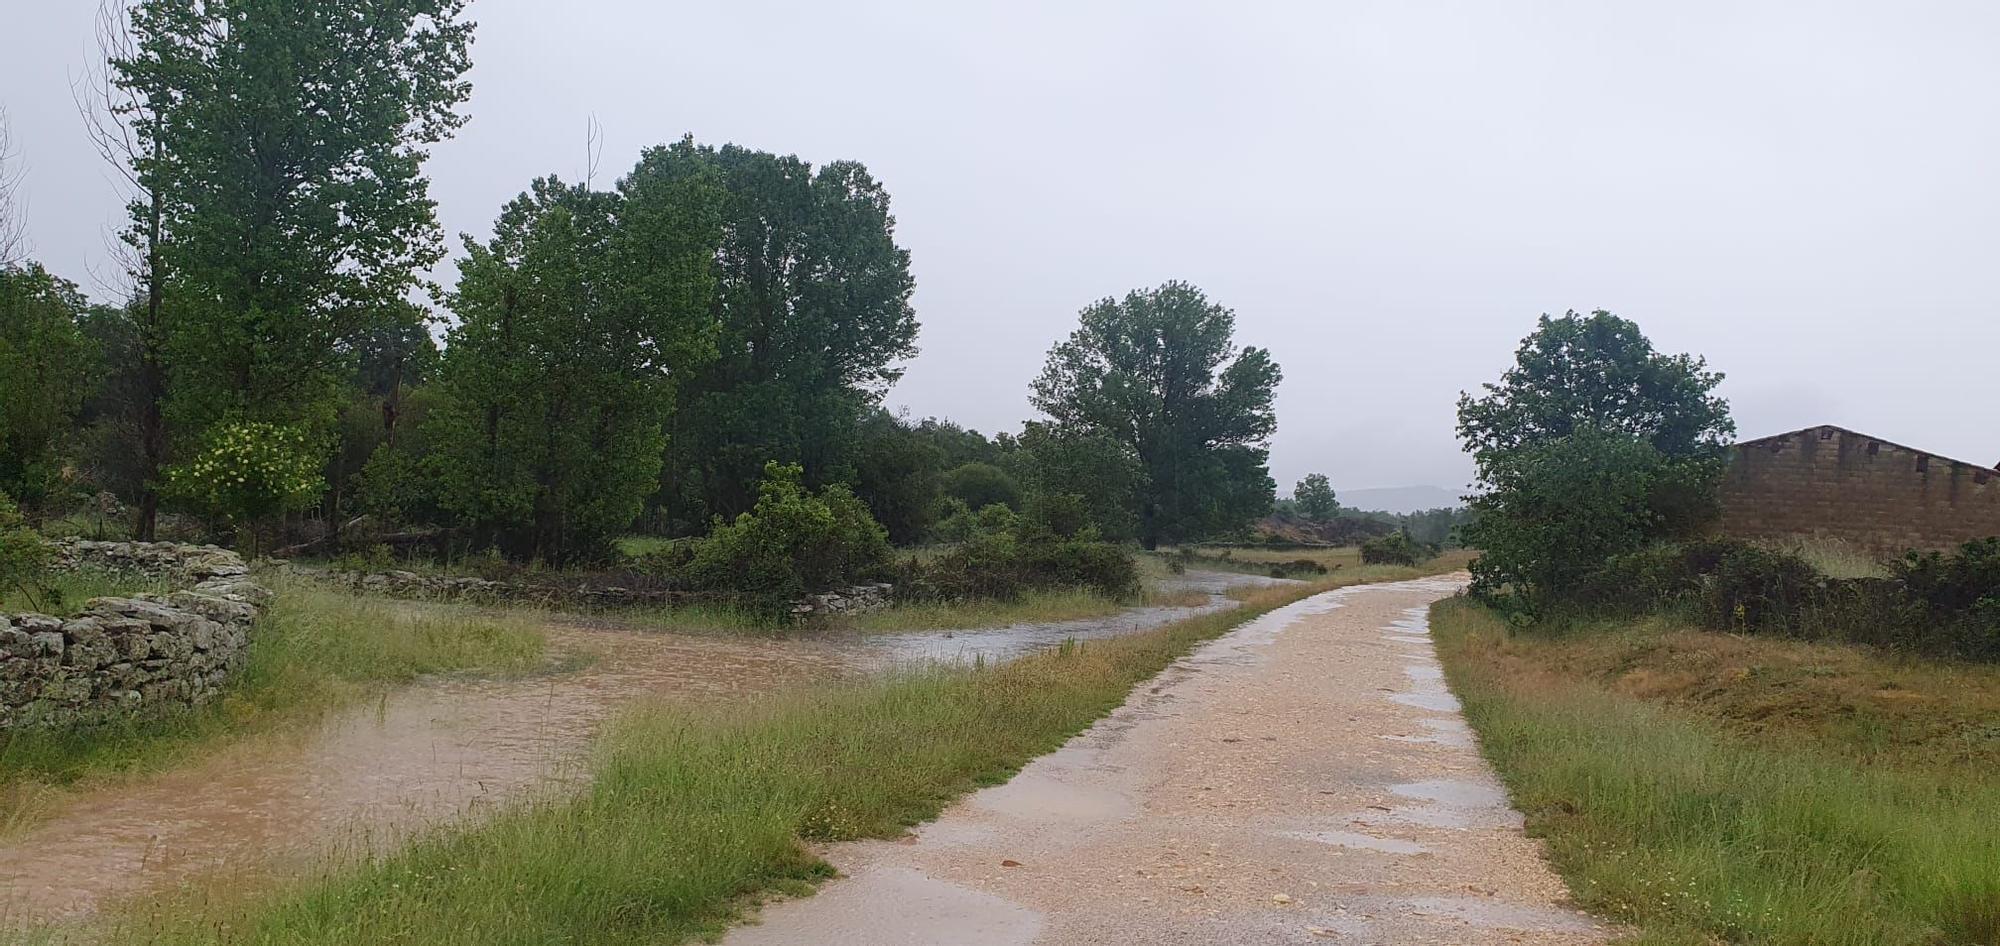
[1717,426,2000,553]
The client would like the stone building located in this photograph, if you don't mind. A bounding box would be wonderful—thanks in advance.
[1717,425,2000,553]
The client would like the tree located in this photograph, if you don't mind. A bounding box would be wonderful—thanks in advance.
[0,264,97,511]
[1010,422,1144,542]
[1460,428,1721,607]
[112,0,474,461]
[658,144,918,530]
[1456,312,1733,610]
[424,145,724,562]
[1031,282,1282,548]
[849,410,946,545]
[941,462,1021,512]
[0,107,24,267]
[1457,310,1733,471]
[1295,473,1338,523]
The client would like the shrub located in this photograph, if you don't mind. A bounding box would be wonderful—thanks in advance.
[664,463,891,614]
[1360,532,1435,567]
[939,462,1021,512]
[168,421,327,525]
[897,526,1137,604]
[0,491,50,602]
[1267,559,1330,579]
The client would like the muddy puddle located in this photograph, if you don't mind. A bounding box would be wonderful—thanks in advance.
[0,571,1283,927]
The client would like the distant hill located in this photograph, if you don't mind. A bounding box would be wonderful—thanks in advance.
[1339,485,1466,515]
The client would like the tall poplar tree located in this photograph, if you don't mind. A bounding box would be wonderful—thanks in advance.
[657,144,918,530]
[112,0,473,455]
[1032,282,1282,548]
[425,143,725,561]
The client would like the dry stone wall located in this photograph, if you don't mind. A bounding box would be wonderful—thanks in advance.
[299,565,892,620]
[1718,426,2000,554]
[1,541,269,731]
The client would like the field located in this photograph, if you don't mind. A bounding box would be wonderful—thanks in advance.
[1154,544,1476,578]
[1431,599,2000,945]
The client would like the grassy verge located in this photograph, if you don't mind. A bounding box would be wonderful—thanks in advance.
[111,576,1370,945]
[1431,599,2000,945]
[0,578,547,834]
[0,569,173,614]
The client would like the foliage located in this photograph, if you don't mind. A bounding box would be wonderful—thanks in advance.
[848,410,946,545]
[1456,310,1734,469]
[166,421,326,524]
[424,146,724,562]
[1566,537,1999,661]
[0,263,97,509]
[1010,421,1142,542]
[1456,313,1731,612]
[903,496,1136,603]
[1293,473,1337,523]
[1031,281,1281,548]
[939,462,1021,512]
[1359,531,1435,567]
[0,491,49,602]
[656,144,918,531]
[668,463,892,614]
[115,0,475,441]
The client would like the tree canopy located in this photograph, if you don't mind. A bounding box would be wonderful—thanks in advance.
[1031,282,1280,548]
[1456,310,1733,471]
[1295,473,1337,523]
[657,145,918,531]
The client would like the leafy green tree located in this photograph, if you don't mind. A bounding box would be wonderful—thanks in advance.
[1031,282,1281,548]
[113,0,474,454]
[1457,310,1733,470]
[850,410,946,545]
[1461,428,1720,608]
[0,264,97,510]
[658,144,917,529]
[1009,421,1144,542]
[425,146,724,562]
[941,462,1021,512]
[1295,473,1338,523]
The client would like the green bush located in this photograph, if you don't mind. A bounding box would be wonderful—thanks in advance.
[897,522,1137,605]
[1568,537,1999,661]
[939,462,1021,512]
[1267,558,1330,579]
[1360,532,1435,567]
[0,491,50,603]
[663,463,891,614]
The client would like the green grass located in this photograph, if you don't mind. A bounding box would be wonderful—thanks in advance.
[101,578,1354,945]
[1156,545,1477,578]
[0,578,548,835]
[0,569,172,615]
[1431,599,2000,946]
[613,534,677,558]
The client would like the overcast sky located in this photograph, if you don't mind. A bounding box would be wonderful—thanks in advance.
[4,0,1995,497]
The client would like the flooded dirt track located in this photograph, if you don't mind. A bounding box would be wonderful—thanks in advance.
[0,570,1279,927]
[725,574,1613,946]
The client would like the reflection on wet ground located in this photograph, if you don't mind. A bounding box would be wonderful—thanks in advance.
[0,570,1288,926]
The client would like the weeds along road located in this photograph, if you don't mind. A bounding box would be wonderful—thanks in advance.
[725,575,1611,946]
[0,571,1279,927]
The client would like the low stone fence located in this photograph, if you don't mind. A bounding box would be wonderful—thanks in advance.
[297,565,892,620]
[1,541,270,731]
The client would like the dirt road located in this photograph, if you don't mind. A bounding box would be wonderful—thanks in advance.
[725,575,1609,945]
